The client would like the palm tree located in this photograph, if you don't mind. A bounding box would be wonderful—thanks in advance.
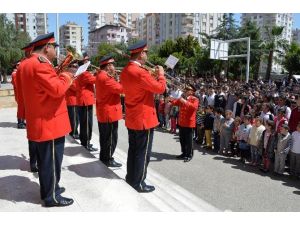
[261,26,289,80]
[283,42,300,79]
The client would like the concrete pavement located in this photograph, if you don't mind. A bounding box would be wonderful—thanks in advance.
[0,107,218,212]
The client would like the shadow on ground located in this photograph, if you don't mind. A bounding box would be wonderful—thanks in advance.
[196,146,300,194]
[64,146,95,159]
[0,154,30,172]
[0,122,17,128]
[150,151,177,162]
[0,175,40,205]
[67,160,120,179]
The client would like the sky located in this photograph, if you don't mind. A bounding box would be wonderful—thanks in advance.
[48,13,300,47]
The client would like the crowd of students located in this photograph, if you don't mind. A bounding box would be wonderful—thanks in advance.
[155,76,300,178]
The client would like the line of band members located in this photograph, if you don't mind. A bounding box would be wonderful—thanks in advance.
[11,35,200,208]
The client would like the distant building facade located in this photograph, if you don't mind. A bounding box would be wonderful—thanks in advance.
[59,22,83,56]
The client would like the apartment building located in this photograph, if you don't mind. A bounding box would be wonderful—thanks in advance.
[59,22,83,56]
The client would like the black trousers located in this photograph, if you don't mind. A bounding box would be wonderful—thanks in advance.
[98,121,118,162]
[179,126,194,158]
[31,136,65,203]
[78,105,93,147]
[28,140,37,168]
[126,128,154,190]
[67,105,79,137]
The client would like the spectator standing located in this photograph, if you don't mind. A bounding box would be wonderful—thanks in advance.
[274,124,292,175]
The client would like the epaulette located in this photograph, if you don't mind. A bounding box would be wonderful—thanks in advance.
[38,56,47,63]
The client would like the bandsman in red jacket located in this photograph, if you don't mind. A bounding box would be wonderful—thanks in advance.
[171,84,199,162]
[76,53,97,151]
[11,62,26,129]
[120,40,166,193]
[95,54,123,167]
[15,44,39,172]
[19,32,74,207]
[65,69,79,139]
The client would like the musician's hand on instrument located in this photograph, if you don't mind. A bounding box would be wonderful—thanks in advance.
[155,65,164,76]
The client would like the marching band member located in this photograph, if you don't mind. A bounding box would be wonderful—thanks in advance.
[65,68,79,139]
[120,40,166,193]
[19,32,74,207]
[76,53,98,151]
[95,54,123,167]
[172,84,199,162]
[15,44,38,172]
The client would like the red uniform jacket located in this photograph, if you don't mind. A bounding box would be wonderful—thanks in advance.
[65,81,77,106]
[19,54,71,142]
[95,70,123,123]
[11,70,18,102]
[120,61,166,130]
[172,96,199,128]
[15,60,26,120]
[76,71,96,106]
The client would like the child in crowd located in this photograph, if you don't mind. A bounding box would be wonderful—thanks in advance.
[290,122,300,178]
[237,115,252,163]
[158,96,165,128]
[164,97,172,130]
[213,107,224,152]
[230,117,241,157]
[169,105,179,134]
[274,124,292,175]
[248,117,265,166]
[196,106,206,145]
[219,110,234,155]
[274,108,288,133]
[259,120,277,173]
[204,105,214,150]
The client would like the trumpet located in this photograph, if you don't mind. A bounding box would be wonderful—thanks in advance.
[113,48,182,90]
[56,51,75,74]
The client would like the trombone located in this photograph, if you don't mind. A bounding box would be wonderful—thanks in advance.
[113,48,183,90]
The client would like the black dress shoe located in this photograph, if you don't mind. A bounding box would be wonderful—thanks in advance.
[183,157,192,162]
[136,185,155,193]
[30,166,38,173]
[176,154,185,159]
[85,145,98,152]
[72,134,79,139]
[57,187,65,195]
[44,196,74,207]
[103,159,122,168]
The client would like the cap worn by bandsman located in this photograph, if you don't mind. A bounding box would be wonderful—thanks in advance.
[128,40,148,54]
[100,54,115,66]
[21,43,34,55]
[185,84,196,92]
[29,32,59,49]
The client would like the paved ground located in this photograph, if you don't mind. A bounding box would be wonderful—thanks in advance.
[0,107,217,212]
[93,117,300,212]
[2,103,300,212]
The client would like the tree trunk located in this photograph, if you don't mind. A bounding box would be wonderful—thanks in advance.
[266,50,273,81]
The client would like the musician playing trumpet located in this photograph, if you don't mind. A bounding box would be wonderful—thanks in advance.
[95,54,123,167]
[120,40,166,193]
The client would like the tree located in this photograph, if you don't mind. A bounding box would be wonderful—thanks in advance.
[261,25,289,80]
[0,14,30,81]
[283,42,300,79]
[238,20,263,80]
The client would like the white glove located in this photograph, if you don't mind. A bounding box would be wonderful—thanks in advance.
[170,90,183,99]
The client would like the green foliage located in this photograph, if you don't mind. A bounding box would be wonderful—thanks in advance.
[283,42,300,78]
[261,25,289,80]
[0,14,31,75]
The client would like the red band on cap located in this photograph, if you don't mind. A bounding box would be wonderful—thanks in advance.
[100,58,115,66]
[33,37,56,48]
[130,46,147,54]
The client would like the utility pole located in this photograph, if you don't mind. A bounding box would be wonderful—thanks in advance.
[56,13,60,56]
